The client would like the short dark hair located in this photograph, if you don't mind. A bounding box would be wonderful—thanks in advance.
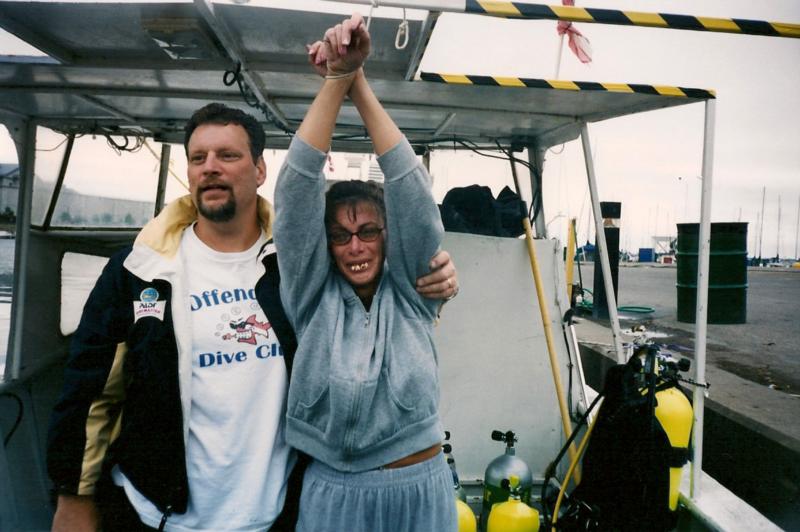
[184,103,266,162]
[325,180,386,230]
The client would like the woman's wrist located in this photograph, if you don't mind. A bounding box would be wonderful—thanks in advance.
[322,68,359,95]
[325,70,357,80]
[346,68,367,99]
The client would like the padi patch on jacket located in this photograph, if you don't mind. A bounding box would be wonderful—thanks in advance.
[134,287,166,322]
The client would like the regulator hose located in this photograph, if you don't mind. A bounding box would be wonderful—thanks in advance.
[540,391,604,526]
[551,411,600,531]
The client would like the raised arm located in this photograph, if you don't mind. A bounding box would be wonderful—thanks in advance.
[273,14,369,324]
[347,70,401,156]
[299,13,369,151]
[305,15,459,303]
[347,67,444,317]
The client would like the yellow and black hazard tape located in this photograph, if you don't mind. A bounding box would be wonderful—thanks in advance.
[464,0,800,39]
[420,72,716,99]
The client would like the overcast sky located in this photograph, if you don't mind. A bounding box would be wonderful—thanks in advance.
[414,0,800,258]
[1,0,798,258]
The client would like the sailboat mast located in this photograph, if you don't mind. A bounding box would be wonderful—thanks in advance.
[795,194,800,260]
[758,186,766,259]
[776,195,782,260]
[753,211,760,258]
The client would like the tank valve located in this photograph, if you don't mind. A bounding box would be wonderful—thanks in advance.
[491,429,518,449]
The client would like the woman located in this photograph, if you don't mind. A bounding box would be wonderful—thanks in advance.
[273,14,457,532]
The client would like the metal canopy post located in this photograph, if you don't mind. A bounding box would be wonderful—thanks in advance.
[422,149,430,171]
[154,143,171,216]
[527,145,547,238]
[404,11,440,80]
[7,121,36,380]
[42,134,75,230]
[690,99,716,500]
[579,123,624,362]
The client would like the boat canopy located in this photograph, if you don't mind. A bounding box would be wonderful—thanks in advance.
[0,0,757,510]
[0,1,714,151]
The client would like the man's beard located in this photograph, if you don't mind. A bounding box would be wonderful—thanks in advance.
[197,193,237,222]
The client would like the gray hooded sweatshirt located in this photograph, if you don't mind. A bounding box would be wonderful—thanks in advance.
[274,136,444,472]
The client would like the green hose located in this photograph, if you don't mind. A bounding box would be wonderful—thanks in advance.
[618,306,656,314]
[577,288,655,314]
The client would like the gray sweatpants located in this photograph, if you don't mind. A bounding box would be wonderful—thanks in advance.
[296,452,458,532]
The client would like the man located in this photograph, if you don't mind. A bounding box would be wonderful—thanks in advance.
[47,102,459,531]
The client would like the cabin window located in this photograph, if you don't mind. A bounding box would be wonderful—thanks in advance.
[60,252,109,336]
[0,125,17,377]
[31,127,71,226]
[32,128,178,229]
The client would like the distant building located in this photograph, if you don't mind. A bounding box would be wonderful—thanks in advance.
[51,187,154,227]
[0,164,152,227]
[0,164,20,216]
[343,153,365,181]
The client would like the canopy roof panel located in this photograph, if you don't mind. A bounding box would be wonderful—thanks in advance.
[0,0,714,150]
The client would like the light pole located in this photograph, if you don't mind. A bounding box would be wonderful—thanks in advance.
[678,175,702,222]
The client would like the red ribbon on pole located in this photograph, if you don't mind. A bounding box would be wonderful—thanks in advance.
[557,0,592,64]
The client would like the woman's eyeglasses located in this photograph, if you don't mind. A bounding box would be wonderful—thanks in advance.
[328,225,384,245]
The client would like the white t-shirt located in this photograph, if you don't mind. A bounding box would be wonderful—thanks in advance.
[116,226,293,531]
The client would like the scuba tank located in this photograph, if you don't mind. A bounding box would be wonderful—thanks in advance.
[456,499,477,532]
[653,372,693,510]
[481,430,533,531]
[551,339,694,531]
[444,433,476,532]
[443,438,467,502]
[445,447,467,502]
[640,345,694,513]
[487,475,540,532]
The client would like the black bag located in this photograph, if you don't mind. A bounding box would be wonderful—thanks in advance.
[439,185,525,237]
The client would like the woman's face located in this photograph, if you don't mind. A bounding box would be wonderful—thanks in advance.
[328,201,385,299]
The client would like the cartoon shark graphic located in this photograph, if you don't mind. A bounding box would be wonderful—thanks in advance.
[222,314,271,345]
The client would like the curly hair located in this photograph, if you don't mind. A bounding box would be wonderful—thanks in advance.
[325,180,386,230]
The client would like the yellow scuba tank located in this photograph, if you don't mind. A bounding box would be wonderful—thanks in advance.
[456,499,477,532]
[481,430,533,531]
[445,433,476,532]
[551,340,694,531]
[487,475,540,532]
[642,346,694,514]
[654,385,693,510]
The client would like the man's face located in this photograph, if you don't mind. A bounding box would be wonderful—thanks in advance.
[328,201,385,298]
[187,123,266,223]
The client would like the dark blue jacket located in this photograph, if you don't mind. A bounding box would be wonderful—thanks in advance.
[46,197,301,526]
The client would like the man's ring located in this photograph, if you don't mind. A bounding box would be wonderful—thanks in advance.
[444,279,458,301]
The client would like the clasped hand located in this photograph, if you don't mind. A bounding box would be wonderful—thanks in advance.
[307,13,370,78]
